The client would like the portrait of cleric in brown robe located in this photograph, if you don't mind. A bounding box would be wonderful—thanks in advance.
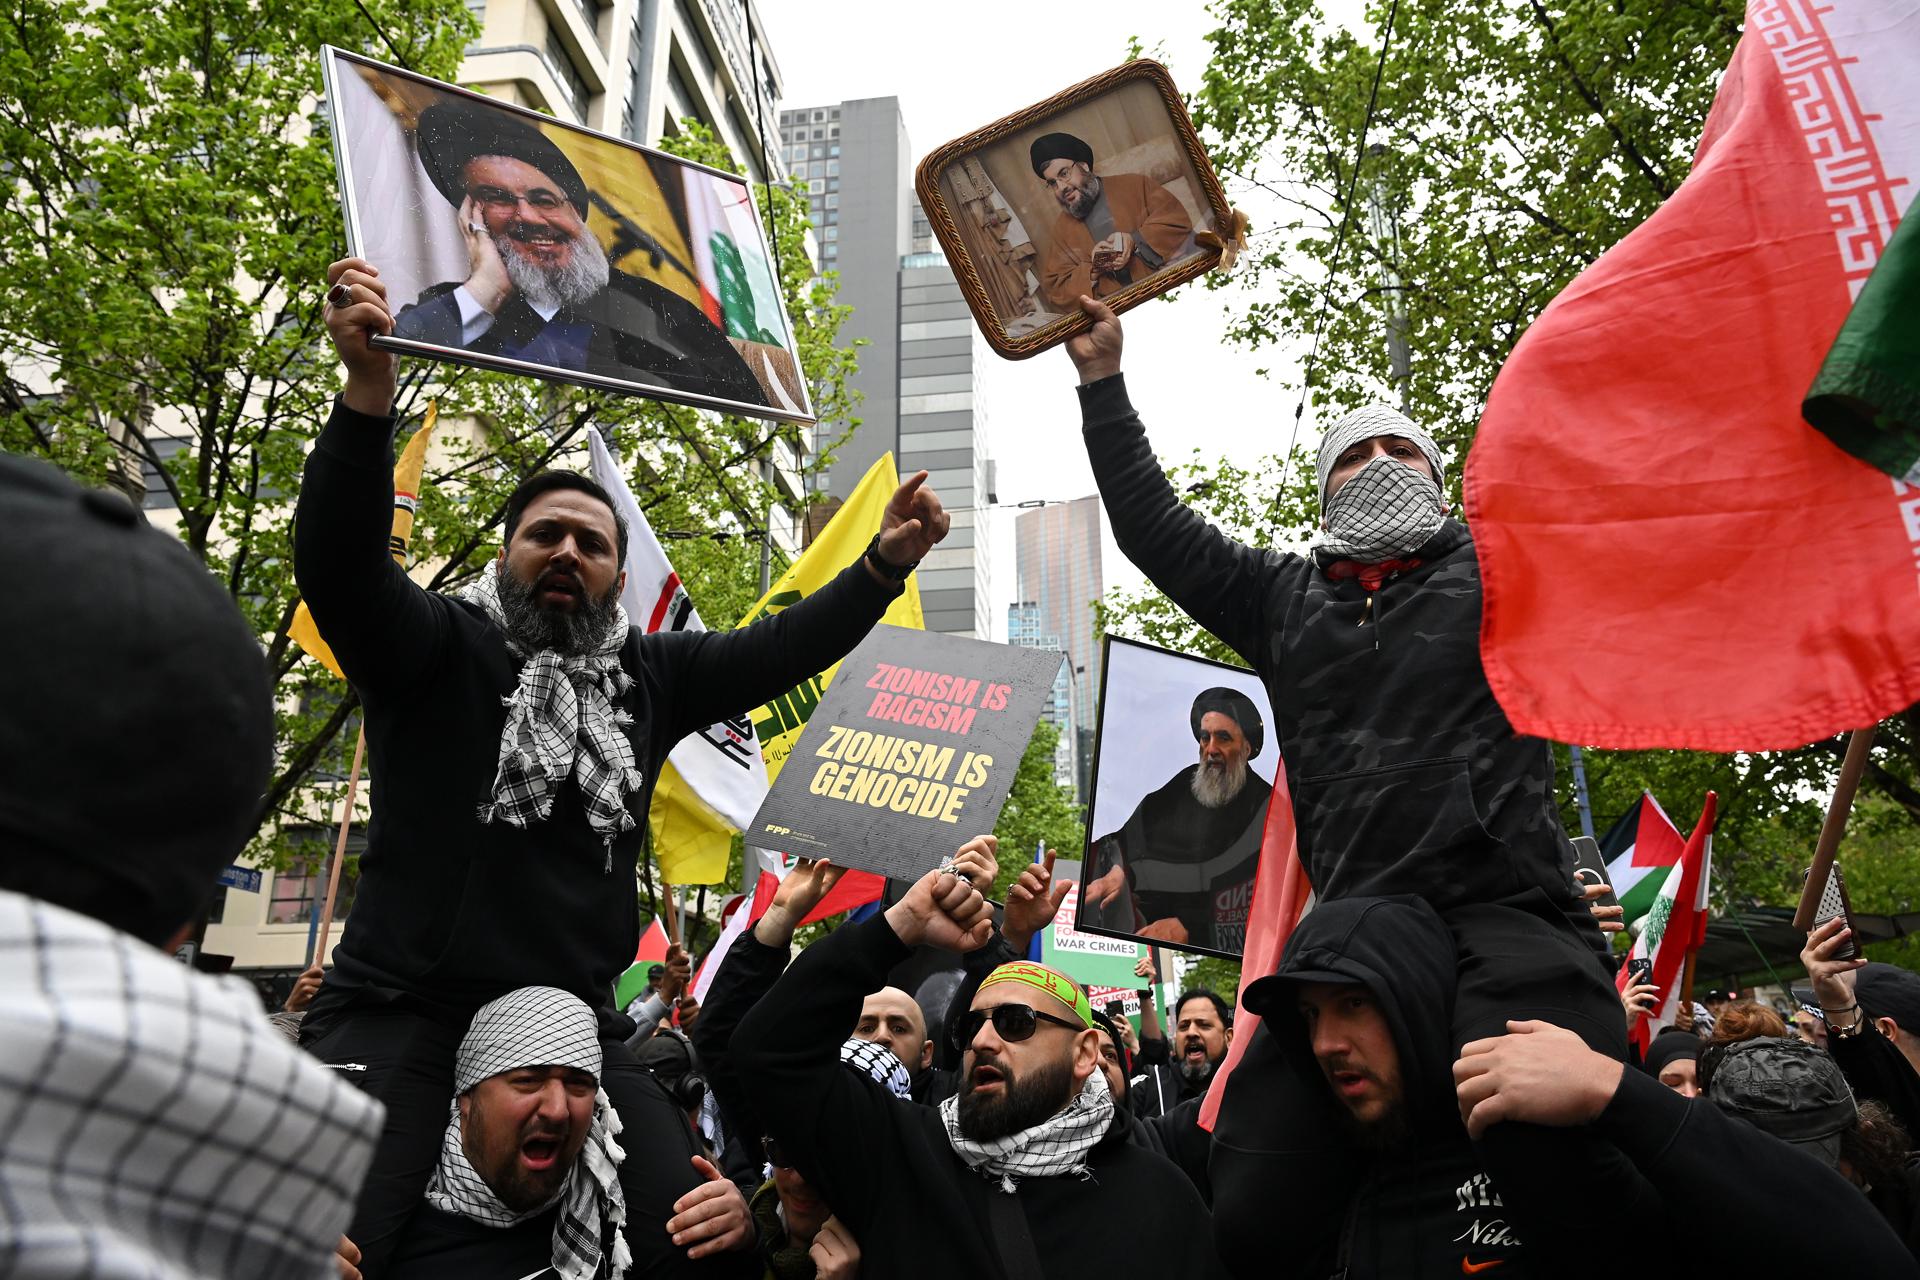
[1080,687,1273,955]
[394,101,766,407]
[1030,130,1197,309]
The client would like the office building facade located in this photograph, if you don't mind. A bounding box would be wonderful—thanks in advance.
[1015,497,1104,797]
[1008,602,1076,788]
[776,97,993,638]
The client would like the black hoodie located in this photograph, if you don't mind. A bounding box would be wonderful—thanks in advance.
[1210,896,1918,1279]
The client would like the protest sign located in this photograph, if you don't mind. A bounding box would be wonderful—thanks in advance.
[1075,636,1279,960]
[744,625,1063,879]
[1038,858,1145,990]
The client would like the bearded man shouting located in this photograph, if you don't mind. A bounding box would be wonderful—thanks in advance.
[392,102,766,407]
[1082,687,1271,951]
[298,261,948,1276]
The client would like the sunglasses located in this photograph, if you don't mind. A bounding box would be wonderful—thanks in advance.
[763,1135,793,1169]
[952,1003,1084,1051]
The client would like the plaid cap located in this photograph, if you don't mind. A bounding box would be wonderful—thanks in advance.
[455,986,602,1094]
[1314,404,1445,505]
[978,961,1092,1028]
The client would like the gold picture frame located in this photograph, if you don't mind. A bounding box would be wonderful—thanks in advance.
[914,59,1233,360]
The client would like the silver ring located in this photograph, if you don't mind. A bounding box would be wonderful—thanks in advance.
[326,283,353,308]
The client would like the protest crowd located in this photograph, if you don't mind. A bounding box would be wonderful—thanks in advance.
[5,15,1920,1280]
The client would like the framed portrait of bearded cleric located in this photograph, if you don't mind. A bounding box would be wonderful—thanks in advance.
[1075,636,1280,961]
[913,59,1234,360]
[319,47,812,424]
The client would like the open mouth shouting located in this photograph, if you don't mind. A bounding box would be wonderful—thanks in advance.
[969,1061,1007,1095]
[519,1129,567,1172]
[536,569,583,608]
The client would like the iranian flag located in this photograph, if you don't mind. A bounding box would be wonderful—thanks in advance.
[1598,793,1687,925]
[1467,0,1920,752]
[1617,792,1718,1054]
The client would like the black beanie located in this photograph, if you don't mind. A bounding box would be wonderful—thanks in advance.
[1090,1007,1133,1078]
[0,453,274,944]
[1191,686,1263,759]
[1029,131,1094,176]
[1640,1027,1700,1079]
[415,100,590,219]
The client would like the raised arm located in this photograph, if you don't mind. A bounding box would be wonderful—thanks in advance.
[295,260,450,698]
[1066,298,1281,666]
[652,471,948,742]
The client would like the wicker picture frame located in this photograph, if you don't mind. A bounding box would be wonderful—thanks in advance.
[914,59,1233,360]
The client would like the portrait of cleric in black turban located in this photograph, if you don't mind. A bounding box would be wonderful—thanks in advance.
[320,48,811,422]
[1076,637,1279,959]
[916,59,1230,358]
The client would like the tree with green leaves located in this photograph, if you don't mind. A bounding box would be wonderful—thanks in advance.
[1094,0,1917,905]
[0,2,859,876]
[989,719,1086,899]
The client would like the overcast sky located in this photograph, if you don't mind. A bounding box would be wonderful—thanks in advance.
[759,0,1360,636]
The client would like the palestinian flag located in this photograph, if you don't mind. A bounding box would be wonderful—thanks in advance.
[1805,198,1920,482]
[613,918,672,1012]
[1616,792,1717,1054]
[1598,793,1686,925]
[1467,0,1920,752]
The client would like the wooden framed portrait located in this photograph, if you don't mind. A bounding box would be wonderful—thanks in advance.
[914,59,1233,360]
[319,47,812,423]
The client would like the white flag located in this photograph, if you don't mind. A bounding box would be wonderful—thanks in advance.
[588,427,770,827]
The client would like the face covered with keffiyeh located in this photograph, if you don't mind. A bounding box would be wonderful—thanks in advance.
[1313,404,1449,565]
[430,986,631,1280]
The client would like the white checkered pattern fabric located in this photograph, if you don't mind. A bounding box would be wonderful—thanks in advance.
[462,570,644,851]
[1314,456,1449,564]
[839,1037,912,1100]
[939,1067,1114,1194]
[1314,403,1445,504]
[0,889,383,1278]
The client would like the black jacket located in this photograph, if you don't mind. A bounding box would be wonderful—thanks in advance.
[293,401,897,1021]
[1213,896,1917,1278]
[1081,375,1576,912]
[733,915,1226,1279]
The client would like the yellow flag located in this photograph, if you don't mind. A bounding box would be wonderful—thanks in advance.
[288,402,439,679]
[649,453,925,883]
[545,123,704,311]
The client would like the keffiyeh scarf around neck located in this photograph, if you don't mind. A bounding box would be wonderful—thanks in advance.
[939,1069,1115,1194]
[462,567,644,852]
[426,986,631,1280]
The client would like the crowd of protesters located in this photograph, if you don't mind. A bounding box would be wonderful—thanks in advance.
[5,257,1920,1280]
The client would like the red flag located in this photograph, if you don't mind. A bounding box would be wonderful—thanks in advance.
[1200,761,1307,1132]
[1466,2,1920,751]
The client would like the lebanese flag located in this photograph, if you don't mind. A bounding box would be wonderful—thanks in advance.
[1467,0,1920,752]
[1598,793,1687,925]
[1618,792,1718,1055]
[1200,761,1308,1132]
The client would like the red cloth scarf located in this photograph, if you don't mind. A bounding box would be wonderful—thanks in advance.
[1321,557,1422,591]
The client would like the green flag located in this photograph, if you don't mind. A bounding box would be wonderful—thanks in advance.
[1803,210,1920,483]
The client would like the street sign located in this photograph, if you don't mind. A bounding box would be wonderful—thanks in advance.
[216,864,263,894]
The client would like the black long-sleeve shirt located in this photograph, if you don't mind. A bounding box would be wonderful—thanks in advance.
[293,399,900,1019]
[733,915,1226,1278]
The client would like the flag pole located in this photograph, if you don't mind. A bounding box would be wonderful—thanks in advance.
[1568,744,1597,843]
[1792,726,1878,931]
[1675,951,1699,1030]
[310,727,367,966]
[661,880,684,948]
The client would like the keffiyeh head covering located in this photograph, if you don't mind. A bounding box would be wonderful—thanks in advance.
[1312,404,1450,565]
[462,566,644,855]
[841,1036,914,1100]
[427,986,629,1280]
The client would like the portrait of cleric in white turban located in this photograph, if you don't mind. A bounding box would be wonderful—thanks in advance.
[1076,637,1280,959]
[320,48,810,422]
[917,59,1229,358]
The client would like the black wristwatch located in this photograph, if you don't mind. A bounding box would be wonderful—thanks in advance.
[863,533,918,581]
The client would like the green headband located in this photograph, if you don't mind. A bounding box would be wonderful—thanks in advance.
[978,962,1093,1028]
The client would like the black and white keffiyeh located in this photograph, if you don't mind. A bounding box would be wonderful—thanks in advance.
[938,1068,1114,1194]
[426,986,629,1280]
[1314,403,1445,504]
[840,1036,913,1100]
[462,569,644,851]
[0,889,384,1278]
[1312,404,1450,565]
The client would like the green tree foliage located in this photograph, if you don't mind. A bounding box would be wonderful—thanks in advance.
[1094,0,1920,911]
[990,719,1087,899]
[0,2,859,871]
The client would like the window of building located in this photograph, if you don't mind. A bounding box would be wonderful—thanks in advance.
[824,209,837,225]
[829,107,839,119]
[810,143,825,158]
[542,26,588,119]
[268,828,365,924]
[140,434,190,510]
[812,128,823,139]
[205,883,230,925]
[792,162,809,179]
[808,178,824,194]
[826,159,839,176]
[829,144,840,158]
[826,177,838,192]
[812,110,823,121]
[829,125,839,138]
[824,225,837,240]
[824,193,838,208]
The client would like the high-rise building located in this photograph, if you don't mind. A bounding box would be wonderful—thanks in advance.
[1015,497,1104,797]
[1008,602,1075,788]
[777,98,993,638]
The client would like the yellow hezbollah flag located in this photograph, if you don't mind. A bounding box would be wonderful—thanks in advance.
[288,402,439,679]
[649,453,924,883]
[545,123,704,312]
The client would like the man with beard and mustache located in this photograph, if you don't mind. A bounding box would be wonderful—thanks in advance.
[1065,301,1637,1272]
[392,102,766,407]
[1031,131,1196,310]
[296,269,949,1277]
[1082,687,1271,951]
[732,857,1225,1278]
